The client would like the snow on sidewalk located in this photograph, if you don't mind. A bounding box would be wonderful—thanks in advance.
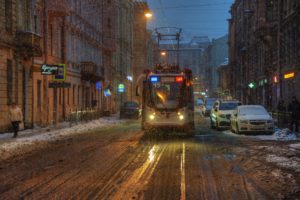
[223,128,299,141]
[0,116,125,160]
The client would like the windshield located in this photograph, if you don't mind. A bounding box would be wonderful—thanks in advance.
[239,107,269,115]
[206,99,217,107]
[151,79,183,109]
[219,102,240,110]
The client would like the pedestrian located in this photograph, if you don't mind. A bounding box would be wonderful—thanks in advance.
[288,96,300,132]
[277,99,287,127]
[277,99,286,112]
[8,102,23,138]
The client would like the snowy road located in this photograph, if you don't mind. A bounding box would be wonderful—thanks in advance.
[0,116,299,199]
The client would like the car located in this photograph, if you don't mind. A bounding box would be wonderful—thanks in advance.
[230,105,274,135]
[120,101,140,119]
[202,98,218,116]
[210,100,241,130]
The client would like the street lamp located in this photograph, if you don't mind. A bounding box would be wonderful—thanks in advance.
[145,11,153,19]
[161,51,166,56]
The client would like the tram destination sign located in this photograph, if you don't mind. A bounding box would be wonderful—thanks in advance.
[41,64,59,75]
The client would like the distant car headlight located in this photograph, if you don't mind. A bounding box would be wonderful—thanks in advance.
[239,120,248,124]
[149,113,156,120]
[179,115,184,120]
[219,114,226,118]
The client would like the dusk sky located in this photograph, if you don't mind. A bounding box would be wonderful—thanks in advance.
[147,0,234,42]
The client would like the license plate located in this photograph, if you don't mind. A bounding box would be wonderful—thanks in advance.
[161,77,175,82]
[252,126,265,130]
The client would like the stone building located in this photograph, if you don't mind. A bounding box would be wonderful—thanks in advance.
[0,0,122,132]
[200,35,228,96]
[0,0,43,130]
[113,0,134,107]
[132,1,152,104]
[228,0,300,109]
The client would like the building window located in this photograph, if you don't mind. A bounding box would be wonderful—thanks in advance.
[78,86,80,107]
[50,24,53,56]
[37,80,42,110]
[59,88,62,105]
[5,0,13,32]
[7,59,13,104]
[73,85,76,105]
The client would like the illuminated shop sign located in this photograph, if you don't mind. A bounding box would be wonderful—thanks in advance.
[284,72,295,79]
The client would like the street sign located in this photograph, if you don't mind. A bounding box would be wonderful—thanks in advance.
[104,88,111,97]
[118,84,125,93]
[96,81,102,90]
[41,64,59,75]
[53,64,66,81]
[49,82,71,88]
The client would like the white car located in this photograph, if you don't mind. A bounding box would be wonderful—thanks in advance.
[210,100,241,130]
[230,105,274,134]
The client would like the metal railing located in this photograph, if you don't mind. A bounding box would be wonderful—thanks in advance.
[67,108,102,125]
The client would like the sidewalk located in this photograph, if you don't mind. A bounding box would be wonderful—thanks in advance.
[0,116,124,160]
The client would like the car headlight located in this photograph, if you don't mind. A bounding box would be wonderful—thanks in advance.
[179,115,184,120]
[219,114,226,118]
[239,120,248,124]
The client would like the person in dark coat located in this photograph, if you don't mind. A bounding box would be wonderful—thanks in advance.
[277,99,286,112]
[288,96,300,132]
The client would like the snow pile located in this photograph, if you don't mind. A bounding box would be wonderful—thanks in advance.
[223,128,299,141]
[273,128,297,141]
[266,154,300,172]
[289,143,300,150]
[0,116,125,160]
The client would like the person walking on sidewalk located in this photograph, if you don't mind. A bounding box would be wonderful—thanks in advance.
[288,96,300,132]
[9,102,23,138]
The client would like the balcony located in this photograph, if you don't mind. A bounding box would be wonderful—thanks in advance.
[47,0,70,17]
[254,23,272,46]
[81,62,104,82]
[14,31,42,57]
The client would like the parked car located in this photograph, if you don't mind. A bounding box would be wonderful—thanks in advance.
[120,101,140,119]
[230,105,274,134]
[202,98,218,116]
[210,100,241,130]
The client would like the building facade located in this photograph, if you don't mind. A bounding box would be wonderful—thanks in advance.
[113,0,134,108]
[200,35,228,96]
[0,0,134,132]
[0,0,43,130]
[228,0,300,109]
[132,1,152,104]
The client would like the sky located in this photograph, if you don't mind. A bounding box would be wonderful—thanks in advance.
[146,0,234,42]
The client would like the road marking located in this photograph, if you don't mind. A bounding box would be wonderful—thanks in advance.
[180,143,186,200]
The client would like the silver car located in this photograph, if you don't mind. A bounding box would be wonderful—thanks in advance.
[230,105,274,134]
